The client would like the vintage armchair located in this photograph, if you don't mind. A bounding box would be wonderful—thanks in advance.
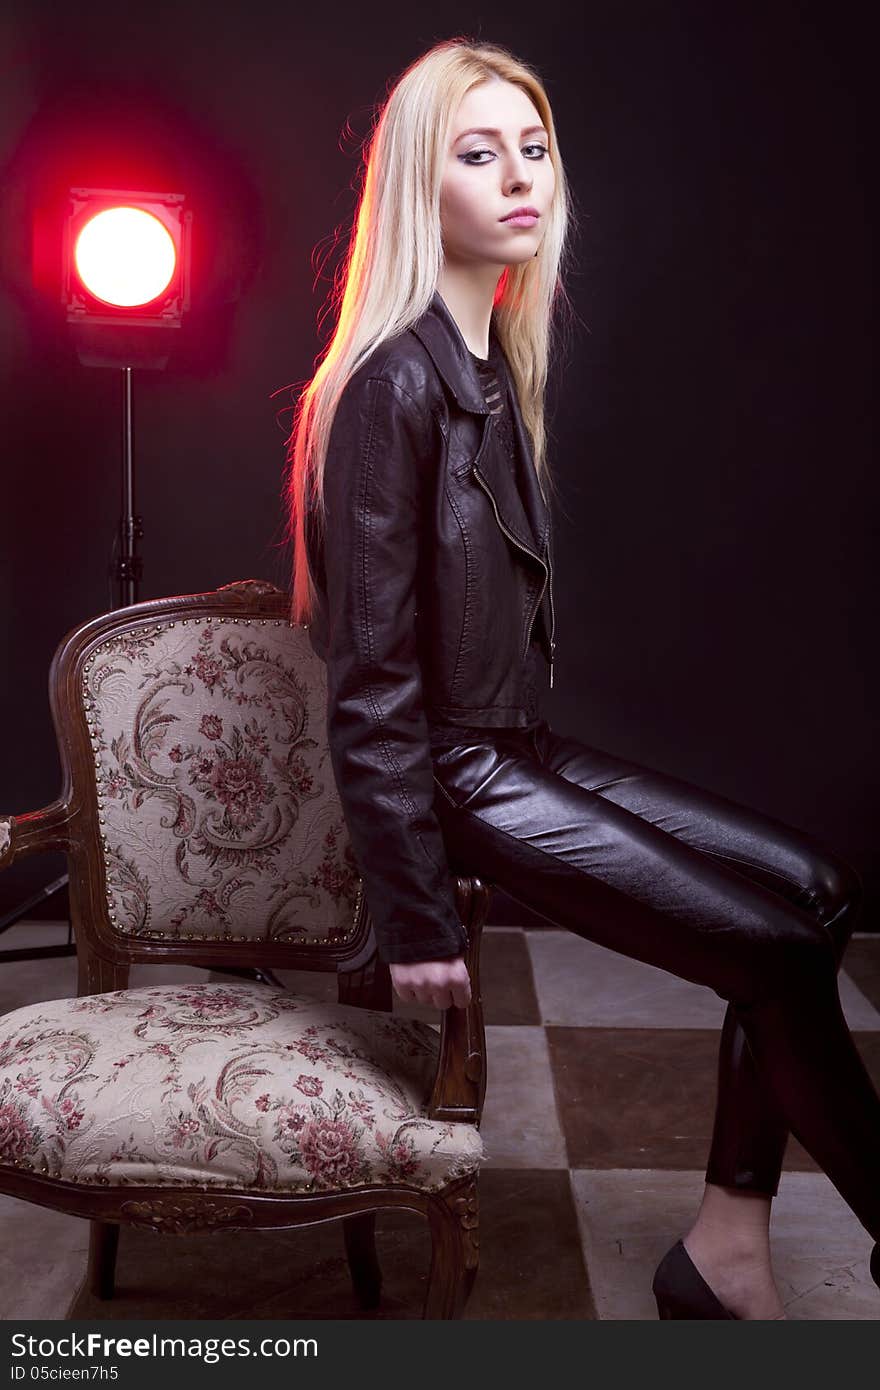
[0,579,490,1319]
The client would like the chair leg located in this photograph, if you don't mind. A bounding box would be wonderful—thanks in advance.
[343,1211,382,1309]
[423,1174,480,1319]
[87,1219,120,1300]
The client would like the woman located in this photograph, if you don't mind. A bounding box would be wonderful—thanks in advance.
[283,37,880,1319]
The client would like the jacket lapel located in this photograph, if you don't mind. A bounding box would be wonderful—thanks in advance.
[411,290,550,562]
[410,289,491,415]
[496,350,551,559]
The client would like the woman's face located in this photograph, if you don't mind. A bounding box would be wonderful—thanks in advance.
[440,78,555,268]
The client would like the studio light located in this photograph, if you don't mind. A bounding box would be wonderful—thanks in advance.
[63,187,191,333]
[74,206,177,308]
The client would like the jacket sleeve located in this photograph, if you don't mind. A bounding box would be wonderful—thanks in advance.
[320,370,469,965]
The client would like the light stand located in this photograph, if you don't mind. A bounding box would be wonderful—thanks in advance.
[118,365,144,605]
[0,365,144,962]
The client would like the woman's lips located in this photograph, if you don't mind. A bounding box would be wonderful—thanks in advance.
[502,214,539,227]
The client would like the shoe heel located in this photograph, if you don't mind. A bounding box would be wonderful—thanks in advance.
[652,1239,738,1320]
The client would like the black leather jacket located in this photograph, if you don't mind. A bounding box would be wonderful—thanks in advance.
[305,289,556,964]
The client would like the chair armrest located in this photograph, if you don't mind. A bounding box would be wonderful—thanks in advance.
[0,801,74,872]
[425,876,489,1127]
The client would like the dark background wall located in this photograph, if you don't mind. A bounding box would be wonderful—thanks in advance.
[1,3,874,929]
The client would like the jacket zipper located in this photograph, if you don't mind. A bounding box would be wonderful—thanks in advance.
[472,466,556,689]
[525,573,548,662]
[546,532,557,689]
[533,561,557,689]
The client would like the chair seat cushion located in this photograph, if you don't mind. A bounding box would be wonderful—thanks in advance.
[0,981,484,1193]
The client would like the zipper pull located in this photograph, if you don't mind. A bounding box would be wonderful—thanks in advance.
[549,639,556,690]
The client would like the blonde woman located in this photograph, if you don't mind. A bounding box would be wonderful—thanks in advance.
[282,37,880,1319]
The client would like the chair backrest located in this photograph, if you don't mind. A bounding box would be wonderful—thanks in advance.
[51,579,369,976]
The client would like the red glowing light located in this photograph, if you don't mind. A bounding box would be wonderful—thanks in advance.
[74,205,177,308]
[58,189,191,339]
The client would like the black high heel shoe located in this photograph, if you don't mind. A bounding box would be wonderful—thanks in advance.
[652,1239,739,1320]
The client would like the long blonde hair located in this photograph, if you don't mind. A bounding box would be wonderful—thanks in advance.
[281,36,579,626]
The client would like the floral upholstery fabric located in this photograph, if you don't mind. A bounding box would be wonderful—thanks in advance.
[81,616,361,947]
[0,982,485,1193]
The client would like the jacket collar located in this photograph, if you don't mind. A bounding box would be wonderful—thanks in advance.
[411,289,550,563]
[410,289,493,416]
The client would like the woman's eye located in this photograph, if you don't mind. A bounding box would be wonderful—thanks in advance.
[461,143,548,165]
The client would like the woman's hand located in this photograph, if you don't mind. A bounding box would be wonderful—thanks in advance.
[389,955,472,1010]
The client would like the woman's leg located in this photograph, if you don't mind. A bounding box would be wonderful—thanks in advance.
[524,720,863,1199]
[431,724,880,1280]
[516,720,864,1315]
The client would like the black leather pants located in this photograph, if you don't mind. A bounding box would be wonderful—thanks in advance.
[429,718,880,1242]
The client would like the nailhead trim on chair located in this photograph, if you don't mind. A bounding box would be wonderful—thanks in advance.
[0,1154,470,1194]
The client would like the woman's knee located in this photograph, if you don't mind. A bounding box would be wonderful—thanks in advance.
[806,849,863,961]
